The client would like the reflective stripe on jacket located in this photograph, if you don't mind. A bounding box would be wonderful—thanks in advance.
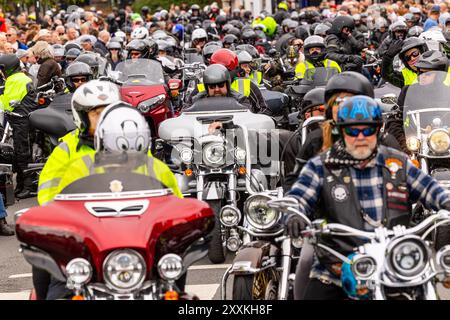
[197,78,251,97]
[0,72,32,111]
[294,59,341,80]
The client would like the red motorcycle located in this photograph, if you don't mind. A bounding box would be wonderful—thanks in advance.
[15,162,214,300]
[115,59,181,137]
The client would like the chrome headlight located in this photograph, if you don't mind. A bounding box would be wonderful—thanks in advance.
[351,255,377,280]
[137,94,166,113]
[203,142,226,167]
[66,258,93,285]
[220,205,241,227]
[428,129,450,154]
[406,136,421,152]
[157,254,183,281]
[244,194,280,230]
[103,249,146,293]
[387,236,430,280]
[234,147,246,163]
[436,245,450,273]
[180,148,193,163]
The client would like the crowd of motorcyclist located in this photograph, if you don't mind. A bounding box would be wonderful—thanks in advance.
[1,0,450,300]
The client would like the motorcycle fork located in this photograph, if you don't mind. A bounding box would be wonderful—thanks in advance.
[278,238,292,300]
[228,173,237,207]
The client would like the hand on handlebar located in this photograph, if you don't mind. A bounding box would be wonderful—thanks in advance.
[286,214,308,238]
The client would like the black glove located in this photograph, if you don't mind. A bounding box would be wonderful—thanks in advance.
[353,55,365,67]
[385,39,404,58]
[286,214,308,238]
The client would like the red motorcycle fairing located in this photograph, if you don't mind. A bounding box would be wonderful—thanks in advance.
[120,85,172,134]
[16,195,214,282]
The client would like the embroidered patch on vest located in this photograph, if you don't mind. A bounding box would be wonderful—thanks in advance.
[331,184,349,202]
[385,158,403,178]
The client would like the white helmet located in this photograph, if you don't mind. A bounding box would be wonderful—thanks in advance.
[94,102,150,153]
[115,30,127,42]
[237,50,252,64]
[191,28,208,42]
[71,80,121,132]
[131,26,149,40]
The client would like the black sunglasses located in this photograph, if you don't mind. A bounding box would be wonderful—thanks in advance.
[343,126,378,137]
[72,77,87,83]
[405,50,420,61]
[208,82,226,89]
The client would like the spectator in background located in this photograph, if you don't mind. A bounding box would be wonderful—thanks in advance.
[4,42,14,54]
[67,27,79,41]
[0,32,7,54]
[94,30,110,56]
[30,41,62,88]
[424,5,440,31]
[7,27,28,51]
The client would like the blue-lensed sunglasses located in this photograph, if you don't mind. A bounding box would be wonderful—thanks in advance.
[343,126,378,137]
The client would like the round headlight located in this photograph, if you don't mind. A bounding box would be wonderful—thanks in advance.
[66,258,92,285]
[234,148,246,163]
[180,148,193,163]
[387,236,429,279]
[406,136,421,152]
[428,129,450,154]
[157,254,183,281]
[436,245,450,272]
[220,205,241,227]
[203,142,226,167]
[103,249,146,293]
[351,255,377,280]
[244,194,280,230]
[138,104,150,113]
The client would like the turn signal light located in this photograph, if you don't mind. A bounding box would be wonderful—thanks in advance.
[185,168,193,177]
[164,291,179,300]
[356,286,369,297]
[72,295,84,300]
[443,279,450,289]
[38,98,46,105]
[238,166,246,175]
[170,90,179,97]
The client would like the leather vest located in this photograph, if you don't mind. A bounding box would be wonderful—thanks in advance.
[316,146,411,271]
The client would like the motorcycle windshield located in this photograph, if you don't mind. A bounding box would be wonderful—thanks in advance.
[115,59,165,86]
[300,67,338,87]
[403,71,450,138]
[59,152,168,195]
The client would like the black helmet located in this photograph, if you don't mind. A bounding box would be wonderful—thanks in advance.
[126,39,149,59]
[215,15,227,28]
[294,26,310,41]
[65,61,94,92]
[389,21,408,40]
[329,16,355,35]
[235,44,259,59]
[399,37,427,65]
[74,53,101,78]
[141,6,149,16]
[325,71,374,106]
[144,39,159,59]
[300,87,325,114]
[65,48,81,60]
[228,27,241,38]
[203,64,231,89]
[303,35,326,62]
[223,34,239,47]
[0,54,20,77]
[203,42,223,63]
[415,50,448,72]
[64,42,82,53]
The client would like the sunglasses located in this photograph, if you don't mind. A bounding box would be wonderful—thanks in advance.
[72,77,87,83]
[405,50,420,61]
[130,52,141,56]
[343,126,378,137]
[310,105,325,113]
[208,82,226,89]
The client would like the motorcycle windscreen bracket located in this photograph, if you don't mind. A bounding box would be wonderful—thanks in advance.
[203,181,225,200]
